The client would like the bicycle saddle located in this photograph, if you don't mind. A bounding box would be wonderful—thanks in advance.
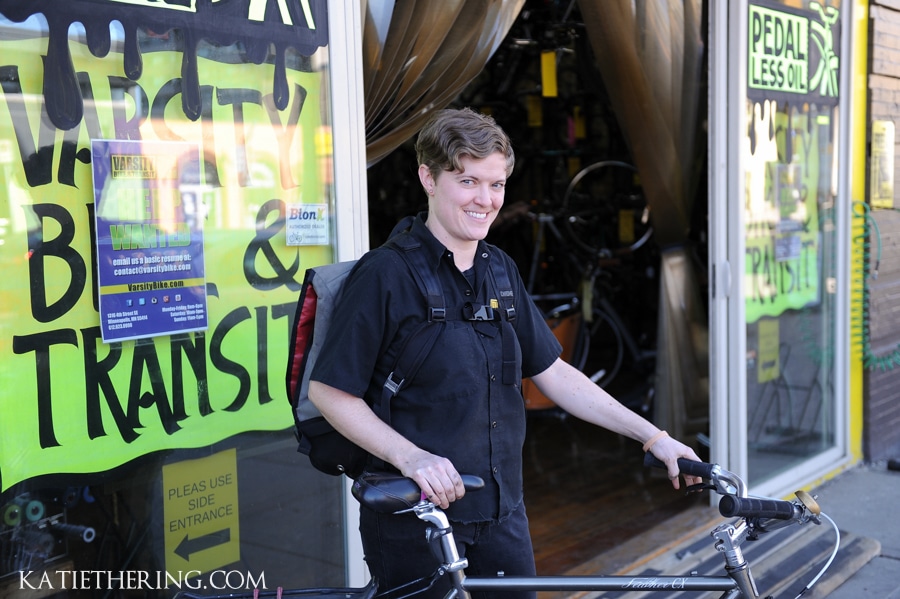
[352,470,484,513]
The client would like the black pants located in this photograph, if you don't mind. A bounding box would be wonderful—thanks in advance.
[359,501,537,599]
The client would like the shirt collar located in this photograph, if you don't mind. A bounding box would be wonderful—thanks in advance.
[409,211,494,289]
[410,211,493,268]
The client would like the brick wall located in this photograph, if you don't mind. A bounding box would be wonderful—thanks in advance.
[865,1,900,461]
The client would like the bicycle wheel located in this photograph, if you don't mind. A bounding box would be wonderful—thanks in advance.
[581,307,625,389]
[561,161,650,259]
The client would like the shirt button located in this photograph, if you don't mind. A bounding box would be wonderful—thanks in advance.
[490,374,496,381]
[492,466,499,474]
[491,421,498,428]
[465,289,472,296]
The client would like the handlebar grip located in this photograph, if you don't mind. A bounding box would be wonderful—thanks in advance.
[718,495,797,520]
[642,452,717,479]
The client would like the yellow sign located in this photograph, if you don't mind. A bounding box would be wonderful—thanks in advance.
[163,449,240,574]
[540,50,558,98]
[757,318,780,383]
[618,208,635,244]
[871,120,895,209]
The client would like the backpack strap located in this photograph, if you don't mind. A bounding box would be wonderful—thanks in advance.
[372,231,446,425]
[488,249,517,323]
[390,232,446,323]
[486,249,518,385]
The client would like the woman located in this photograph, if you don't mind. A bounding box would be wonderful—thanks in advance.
[309,107,701,599]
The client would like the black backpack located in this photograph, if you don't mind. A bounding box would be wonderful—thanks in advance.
[286,222,517,478]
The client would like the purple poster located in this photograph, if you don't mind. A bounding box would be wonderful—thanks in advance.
[92,139,208,342]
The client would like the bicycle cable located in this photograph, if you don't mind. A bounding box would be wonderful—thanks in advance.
[791,512,840,599]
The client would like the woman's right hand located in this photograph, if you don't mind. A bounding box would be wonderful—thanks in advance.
[399,450,466,509]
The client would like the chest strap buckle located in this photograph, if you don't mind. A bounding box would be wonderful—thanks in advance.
[464,303,496,321]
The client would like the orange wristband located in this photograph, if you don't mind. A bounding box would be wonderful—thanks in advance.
[642,430,669,453]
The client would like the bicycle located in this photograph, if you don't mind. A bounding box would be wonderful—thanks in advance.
[177,455,839,599]
[521,160,657,400]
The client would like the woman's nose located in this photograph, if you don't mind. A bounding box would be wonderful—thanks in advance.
[475,184,493,205]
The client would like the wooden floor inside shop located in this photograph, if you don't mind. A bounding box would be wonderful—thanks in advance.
[522,409,710,576]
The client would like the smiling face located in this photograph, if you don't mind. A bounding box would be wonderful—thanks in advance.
[420,152,507,259]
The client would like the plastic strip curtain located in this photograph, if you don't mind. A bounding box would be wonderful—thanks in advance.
[578,0,709,441]
[361,0,525,167]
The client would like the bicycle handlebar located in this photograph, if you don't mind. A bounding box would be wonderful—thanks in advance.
[642,452,718,479]
[643,454,814,524]
[643,452,748,497]
[718,495,798,520]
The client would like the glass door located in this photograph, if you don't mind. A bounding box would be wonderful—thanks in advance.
[712,0,850,497]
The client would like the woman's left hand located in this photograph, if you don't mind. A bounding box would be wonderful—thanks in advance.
[650,437,704,490]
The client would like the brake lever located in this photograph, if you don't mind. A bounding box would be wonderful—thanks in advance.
[685,482,716,495]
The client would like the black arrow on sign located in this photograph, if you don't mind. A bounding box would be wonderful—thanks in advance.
[174,528,231,561]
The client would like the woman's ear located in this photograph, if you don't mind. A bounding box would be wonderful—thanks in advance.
[418,164,434,195]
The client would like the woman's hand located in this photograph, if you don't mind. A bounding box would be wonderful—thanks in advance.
[649,436,704,490]
[398,449,466,509]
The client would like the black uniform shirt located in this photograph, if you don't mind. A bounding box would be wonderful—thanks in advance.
[312,214,561,523]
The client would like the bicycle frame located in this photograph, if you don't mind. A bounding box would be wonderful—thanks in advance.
[407,500,753,599]
[177,462,832,599]
[463,576,739,595]
[379,460,825,599]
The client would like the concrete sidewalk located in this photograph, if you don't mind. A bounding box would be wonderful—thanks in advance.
[812,461,900,598]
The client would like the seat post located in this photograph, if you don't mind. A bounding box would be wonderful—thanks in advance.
[413,504,471,599]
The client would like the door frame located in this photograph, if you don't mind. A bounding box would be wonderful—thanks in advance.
[708,0,854,500]
[326,0,369,587]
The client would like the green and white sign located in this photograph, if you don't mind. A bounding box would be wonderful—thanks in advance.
[748,1,840,104]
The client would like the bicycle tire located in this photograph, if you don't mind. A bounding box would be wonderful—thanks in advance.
[561,160,649,258]
[582,307,625,389]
